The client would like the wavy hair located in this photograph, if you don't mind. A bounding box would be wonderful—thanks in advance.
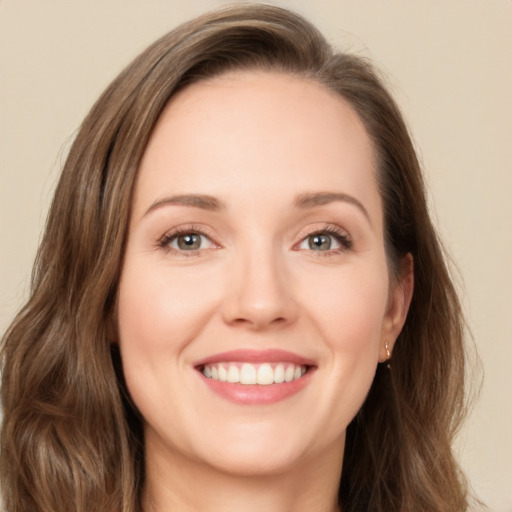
[1,4,472,511]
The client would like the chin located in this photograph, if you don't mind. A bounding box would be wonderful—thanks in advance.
[203,442,307,477]
[187,420,342,478]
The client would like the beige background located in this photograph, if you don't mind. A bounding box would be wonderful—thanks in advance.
[1,1,511,510]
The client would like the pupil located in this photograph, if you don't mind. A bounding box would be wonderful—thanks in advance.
[178,234,200,250]
[309,234,331,250]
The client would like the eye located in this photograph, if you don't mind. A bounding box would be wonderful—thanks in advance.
[297,228,352,252]
[299,233,340,251]
[172,233,204,251]
[159,229,217,253]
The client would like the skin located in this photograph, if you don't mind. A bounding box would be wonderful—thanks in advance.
[116,71,413,512]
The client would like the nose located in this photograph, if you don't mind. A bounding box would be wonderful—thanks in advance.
[221,246,299,330]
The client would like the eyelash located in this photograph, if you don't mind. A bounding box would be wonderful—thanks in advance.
[157,225,217,256]
[157,224,353,256]
[297,225,353,254]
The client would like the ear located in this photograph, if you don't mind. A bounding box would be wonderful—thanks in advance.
[379,253,414,362]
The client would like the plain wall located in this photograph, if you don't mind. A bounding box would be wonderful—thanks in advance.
[1,1,511,510]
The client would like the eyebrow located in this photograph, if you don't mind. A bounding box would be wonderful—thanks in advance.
[143,191,371,224]
[294,192,371,224]
[144,194,225,216]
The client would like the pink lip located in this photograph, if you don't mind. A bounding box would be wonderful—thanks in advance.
[193,349,315,367]
[194,349,316,406]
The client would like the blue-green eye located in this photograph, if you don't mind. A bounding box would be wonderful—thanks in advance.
[163,232,215,251]
[176,233,202,250]
[308,234,335,251]
[298,230,351,252]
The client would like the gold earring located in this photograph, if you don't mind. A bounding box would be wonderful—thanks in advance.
[385,341,392,369]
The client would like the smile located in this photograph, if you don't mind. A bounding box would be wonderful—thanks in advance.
[194,350,315,405]
[202,362,307,385]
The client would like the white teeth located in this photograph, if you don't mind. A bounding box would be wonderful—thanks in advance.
[257,363,274,385]
[227,365,239,383]
[284,365,295,382]
[202,362,307,385]
[218,364,227,382]
[240,363,257,385]
[274,363,285,383]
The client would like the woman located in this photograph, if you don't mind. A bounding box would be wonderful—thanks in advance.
[1,4,472,511]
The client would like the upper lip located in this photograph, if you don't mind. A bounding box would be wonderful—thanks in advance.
[193,349,316,368]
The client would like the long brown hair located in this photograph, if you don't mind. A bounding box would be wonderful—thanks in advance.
[1,4,472,511]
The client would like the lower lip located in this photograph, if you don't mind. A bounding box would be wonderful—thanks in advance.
[198,370,313,405]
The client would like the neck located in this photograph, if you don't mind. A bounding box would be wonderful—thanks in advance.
[142,436,344,512]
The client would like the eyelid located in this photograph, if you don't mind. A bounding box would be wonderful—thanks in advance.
[293,224,353,252]
[157,224,221,254]
[156,222,352,255]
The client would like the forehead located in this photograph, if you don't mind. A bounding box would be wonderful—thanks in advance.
[134,70,380,225]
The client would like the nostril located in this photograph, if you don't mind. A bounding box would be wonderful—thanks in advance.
[230,315,288,329]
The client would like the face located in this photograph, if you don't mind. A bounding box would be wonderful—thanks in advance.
[117,71,410,477]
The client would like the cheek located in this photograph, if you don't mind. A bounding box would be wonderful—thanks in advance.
[116,258,223,356]
[299,262,390,353]
[115,258,224,432]
[286,262,391,445]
